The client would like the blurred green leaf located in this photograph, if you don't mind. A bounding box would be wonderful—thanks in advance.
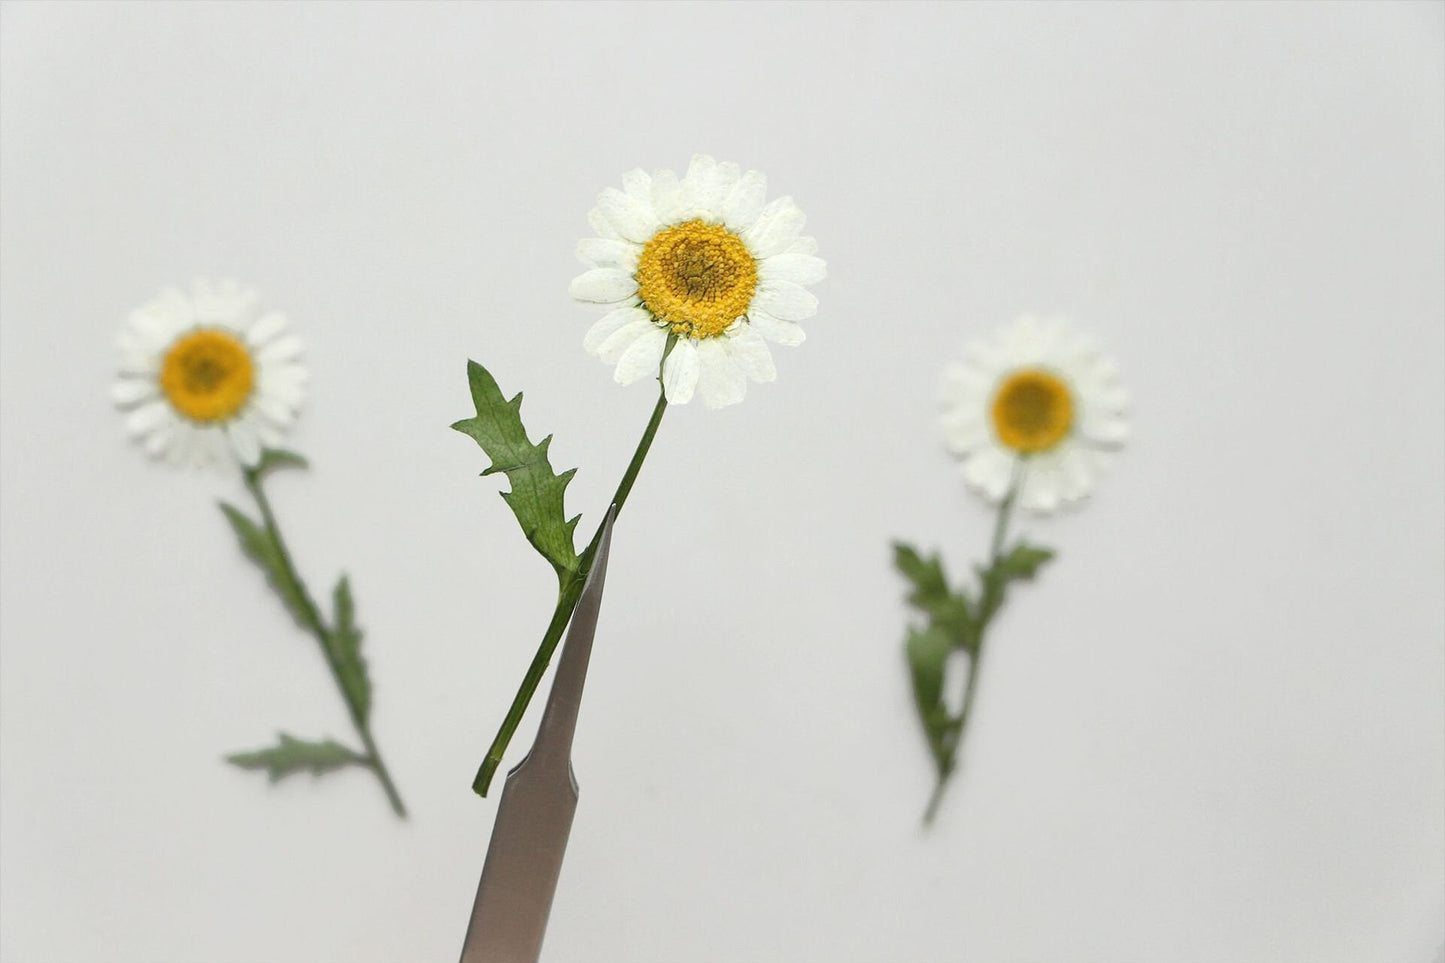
[905,625,955,763]
[225,733,365,783]
[906,624,952,716]
[253,449,309,477]
[894,542,974,642]
[995,542,1055,583]
[329,575,371,724]
[219,503,310,628]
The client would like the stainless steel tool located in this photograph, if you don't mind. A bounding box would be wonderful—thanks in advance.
[458,507,617,963]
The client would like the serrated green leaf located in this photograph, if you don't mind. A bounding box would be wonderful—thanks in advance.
[330,575,371,724]
[995,542,1056,583]
[894,542,948,607]
[906,625,952,714]
[253,449,309,476]
[452,361,581,578]
[905,625,956,762]
[225,733,365,783]
[894,542,974,639]
[219,503,310,628]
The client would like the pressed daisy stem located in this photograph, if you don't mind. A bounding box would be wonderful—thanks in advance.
[923,461,1025,826]
[473,387,670,797]
[242,467,408,819]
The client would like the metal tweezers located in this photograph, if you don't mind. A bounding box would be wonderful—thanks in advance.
[458,507,617,963]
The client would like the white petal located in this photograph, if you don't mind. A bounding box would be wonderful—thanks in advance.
[570,268,638,304]
[1019,469,1062,514]
[596,318,655,364]
[250,391,297,427]
[759,253,827,286]
[621,168,652,201]
[748,309,806,346]
[681,154,720,212]
[125,401,172,436]
[116,332,158,375]
[743,196,806,258]
[961,446,1015,502]
[264,379,305,409]
[587,206,620,240]
[1057,446,1096,502]
[662,339,700,404]
[724,323,776,382]
[783,235,819,256]
[228,421,262,467]
[192,279,256,327]
[754,281,818,322]
[575,238,639,270]
[258,363,309,400]
[1083,415,1130,446]
[254,417,285,448]
[613,327,667,385]
[941,359,997,401]
[129,303,186,351]
[596,187,659,244]
[681,155,738,217]
[650,168,686,224]
[584,307,650,356]
[198,427,231,468]
[257,335,302,364]
[707,160,742,213]
[141,424,173,457]
[722,171,768,232]
[246,311,289,347]
[166,422,199,466]
[695,339,747,409]
[941,410,989,454]
[620,170,658,228]
[111,379,157,407]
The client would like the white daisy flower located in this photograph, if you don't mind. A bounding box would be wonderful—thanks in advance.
[940,315,1130,514]
[569,154,826,409]
[112,280,308,469]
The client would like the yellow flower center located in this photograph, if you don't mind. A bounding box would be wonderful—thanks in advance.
[991,368,1074,454]
[159,328,255,423]
[635,219,758,339]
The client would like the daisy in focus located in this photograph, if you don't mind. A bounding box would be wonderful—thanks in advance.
[894,315,1129,825]
[940,315,1129,513]
[456,155,828,795]
[570,154,825,409]
[113,280,307,468]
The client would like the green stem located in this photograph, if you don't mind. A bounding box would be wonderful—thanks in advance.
[923,459,1026,825]
[243,467,408,818]
[473,386,670,796]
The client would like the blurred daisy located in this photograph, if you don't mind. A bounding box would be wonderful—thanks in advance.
[113,280,307,468]
[940,315,1129,513]
[570,154,825,409]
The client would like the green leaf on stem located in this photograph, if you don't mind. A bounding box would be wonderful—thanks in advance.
[894,543,948,607]
[225,733,366,783]
[905,624,952,718]
[452,361,581,579]
[905,625,955,760]
[994,542,1055,583]
[219,503,310,628]
[330,575,371,724]
[894,542,973,640]
[253,449,309,477]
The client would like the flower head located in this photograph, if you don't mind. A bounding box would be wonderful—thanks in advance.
[941,315,1129,513]
[570,154,825,409]
[113,280,308,468]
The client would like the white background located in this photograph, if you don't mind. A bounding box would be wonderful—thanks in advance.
[2,3,1442,962]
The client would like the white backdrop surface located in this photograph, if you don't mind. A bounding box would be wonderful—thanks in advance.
[1,3,1442,962]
